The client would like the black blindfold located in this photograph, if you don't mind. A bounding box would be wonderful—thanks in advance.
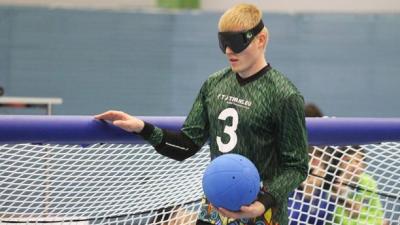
[218,20,265,54]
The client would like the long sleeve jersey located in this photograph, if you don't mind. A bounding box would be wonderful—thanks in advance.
[140,64,309,225]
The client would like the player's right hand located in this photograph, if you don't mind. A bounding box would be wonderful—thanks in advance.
[95,110,145,133]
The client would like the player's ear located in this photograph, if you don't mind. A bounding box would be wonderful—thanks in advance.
[256,32,267,50]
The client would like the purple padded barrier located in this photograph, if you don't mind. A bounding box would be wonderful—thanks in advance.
[0,116,399,146]
[306,117,400,146]
[0,115,184,145]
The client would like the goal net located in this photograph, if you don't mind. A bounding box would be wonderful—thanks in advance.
[0,116,399,225]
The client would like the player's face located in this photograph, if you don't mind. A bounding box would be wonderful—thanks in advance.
[349,153,365,176]
[339,153,365,182]
[311,149,326,170]
[224,34,265,76]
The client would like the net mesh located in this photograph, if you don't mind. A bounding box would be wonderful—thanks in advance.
[1,143,399,225]
[0,144,209,225]
[288,143,400,225]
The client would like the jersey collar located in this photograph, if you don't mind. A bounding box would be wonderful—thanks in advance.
[235,63,271,86]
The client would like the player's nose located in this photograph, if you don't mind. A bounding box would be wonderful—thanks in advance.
[225,46,234,54]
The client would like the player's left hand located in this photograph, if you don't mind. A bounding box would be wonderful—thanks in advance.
[215,201,265,219]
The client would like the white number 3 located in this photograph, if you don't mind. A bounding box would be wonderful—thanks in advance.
[217,108,239,153]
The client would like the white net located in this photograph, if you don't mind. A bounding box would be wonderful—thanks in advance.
[0,144,209,225]
[288,143,400,225]
[1,143,399,225]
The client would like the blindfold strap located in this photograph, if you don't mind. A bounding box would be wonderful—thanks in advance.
[244,20,264,41]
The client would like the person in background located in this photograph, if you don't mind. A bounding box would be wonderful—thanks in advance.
[304,103,323,118]
[333,146,387,225]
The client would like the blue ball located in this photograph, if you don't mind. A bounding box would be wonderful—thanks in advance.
[202,154,260,211]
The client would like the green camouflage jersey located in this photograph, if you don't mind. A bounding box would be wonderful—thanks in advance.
[146,64,308,225]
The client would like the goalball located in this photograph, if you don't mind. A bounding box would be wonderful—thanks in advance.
[202,153,260,211]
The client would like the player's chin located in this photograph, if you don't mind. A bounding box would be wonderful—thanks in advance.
[230,65,241,73]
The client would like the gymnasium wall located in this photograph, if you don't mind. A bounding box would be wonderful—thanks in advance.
[0,0,399,12]
[0,6,399,117]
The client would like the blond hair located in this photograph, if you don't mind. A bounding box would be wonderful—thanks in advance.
[218,3,263,32]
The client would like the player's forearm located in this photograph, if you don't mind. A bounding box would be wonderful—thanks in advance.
[266,166,308,204]
[258,154,308,211]
[269,93,309,203]
[256,167,307,212]
[138,122,201,161]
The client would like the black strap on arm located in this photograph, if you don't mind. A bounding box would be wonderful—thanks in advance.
[138,122,201,161]
[257,187,277,211]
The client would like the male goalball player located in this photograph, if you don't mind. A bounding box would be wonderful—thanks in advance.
[96,3,308,225]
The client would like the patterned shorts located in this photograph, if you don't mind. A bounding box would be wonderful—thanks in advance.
[197,198,278,225]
